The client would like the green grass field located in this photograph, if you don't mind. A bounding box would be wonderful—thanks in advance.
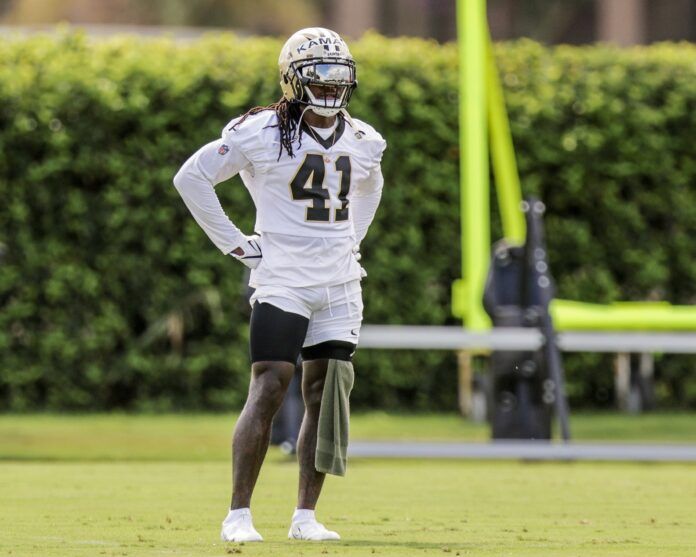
[1,413,695,556]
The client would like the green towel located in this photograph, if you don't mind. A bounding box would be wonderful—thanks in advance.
[315,359,355,476]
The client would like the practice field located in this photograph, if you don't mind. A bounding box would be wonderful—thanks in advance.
[1,413,695,556]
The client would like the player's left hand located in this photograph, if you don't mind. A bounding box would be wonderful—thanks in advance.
[351,244,362,262]
[352,244,367,278]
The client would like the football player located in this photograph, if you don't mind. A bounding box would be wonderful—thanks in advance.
[173,28,386,542]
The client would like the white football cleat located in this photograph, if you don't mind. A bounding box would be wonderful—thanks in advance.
[288,519,341,541]
[220,508,263,542]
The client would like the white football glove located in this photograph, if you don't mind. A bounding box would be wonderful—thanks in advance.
[230,235,262,269]
[352,244,362,262]
[352,244,367,278]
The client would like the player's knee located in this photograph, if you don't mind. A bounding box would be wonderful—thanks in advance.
[250,362,293,412]
[303,375,326,408]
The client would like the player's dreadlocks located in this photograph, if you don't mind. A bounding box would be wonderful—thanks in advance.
[230,98,305,161]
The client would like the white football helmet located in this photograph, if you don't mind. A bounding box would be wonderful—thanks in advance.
[278,27,357,117]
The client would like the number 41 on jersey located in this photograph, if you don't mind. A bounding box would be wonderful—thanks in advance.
[289,154,351,223]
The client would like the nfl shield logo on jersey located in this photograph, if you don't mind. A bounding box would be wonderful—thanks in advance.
[218,144,230,155]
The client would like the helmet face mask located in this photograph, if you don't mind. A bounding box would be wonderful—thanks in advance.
[292,57,356,116]
[279,28,357,117]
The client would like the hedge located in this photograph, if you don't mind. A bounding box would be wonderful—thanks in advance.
[1,32,695,411]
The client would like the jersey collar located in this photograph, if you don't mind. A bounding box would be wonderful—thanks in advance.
[301,115,345,149]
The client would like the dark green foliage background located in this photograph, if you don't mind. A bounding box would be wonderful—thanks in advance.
[1,33,695,411]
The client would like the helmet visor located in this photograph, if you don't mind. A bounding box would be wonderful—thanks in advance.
[299,62,354,84]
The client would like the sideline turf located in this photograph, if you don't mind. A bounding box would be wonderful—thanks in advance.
[1,458,695,556]
[1,412,695,461]
[1,414,695,556]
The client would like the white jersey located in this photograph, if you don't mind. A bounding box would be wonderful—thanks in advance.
[173,109,386,288]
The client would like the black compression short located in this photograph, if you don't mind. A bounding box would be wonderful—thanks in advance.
[249,302,308,364]
[301,340,356,362]
[248,302,357,364]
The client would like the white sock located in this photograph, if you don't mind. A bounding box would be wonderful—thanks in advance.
[292,508,316,522]
[225,507,251,522]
